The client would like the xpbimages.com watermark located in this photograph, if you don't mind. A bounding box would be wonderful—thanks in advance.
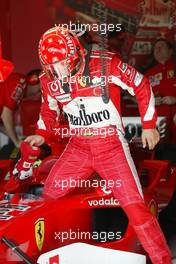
[54,229,122,243]
[59,74,117,87]
[54,178,121,191]
[58,21,122,35]
[54,127,121,139]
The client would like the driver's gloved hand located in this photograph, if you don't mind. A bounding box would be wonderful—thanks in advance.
[12,141,41,180]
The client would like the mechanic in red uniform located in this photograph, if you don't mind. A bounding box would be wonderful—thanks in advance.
[26,69,41,98]
[0,72,26,147]
[174,112,176,124]
[146,39,176,142]
[25,27,171,263]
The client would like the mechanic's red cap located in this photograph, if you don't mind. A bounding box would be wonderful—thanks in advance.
[26,69,41,86]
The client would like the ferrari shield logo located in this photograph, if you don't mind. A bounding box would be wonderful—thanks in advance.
[78,76,86,87]
[35,218,45,251]
[32,159,42,168]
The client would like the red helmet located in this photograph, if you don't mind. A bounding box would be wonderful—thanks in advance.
[38,26,85,80]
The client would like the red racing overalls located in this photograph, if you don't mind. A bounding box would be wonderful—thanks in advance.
[36,50,171,264]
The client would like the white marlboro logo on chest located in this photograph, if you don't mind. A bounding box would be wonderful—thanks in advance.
[67,108,110,126]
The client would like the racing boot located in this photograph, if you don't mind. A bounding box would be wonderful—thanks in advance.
[124,202,172,264]
[133,216,172,264]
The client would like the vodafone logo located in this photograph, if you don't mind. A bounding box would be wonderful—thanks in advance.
[51,82,60,92]
[88,197,119,207]
[48,47,61,53]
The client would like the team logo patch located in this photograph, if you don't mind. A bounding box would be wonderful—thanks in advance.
[33,159,42,168]
[149,73,162,86]
[55,94,71,102]
[48,80,66,96]
[149,76,160,86]
[148,200,157,216]
[4,171,10,181]
[125,68,135,82]
[20,78,26,84]
[117,62,127,73]
[11,84,25,103]
[23,161,31,168]
[155,72,162,81]
[78,76,87,87]
[35,218,45,251]
[67,108,110,126]
[167,70,174,79]
[134,72,143,86]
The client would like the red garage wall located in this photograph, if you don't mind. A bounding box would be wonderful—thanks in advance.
[0,0,53,74]
[0,0,11,60]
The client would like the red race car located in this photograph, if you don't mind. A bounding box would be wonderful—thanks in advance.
[0,142,175,263]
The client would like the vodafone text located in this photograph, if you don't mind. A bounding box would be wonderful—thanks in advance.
[88,197,119,207]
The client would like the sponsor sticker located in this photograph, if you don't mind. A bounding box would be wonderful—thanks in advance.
[87,197,119,207]
[125,68,135,82]
[149,76,160,86]
[0,215,13,220]
[167,70,174,79]
[117,62,127,73]
[33,159,42,168]
[48,80,66,96]
[134,72,143,87]
[23,161,31,169]
[155,72,162,81]
[0,204,31,220]
[0,204,30,211]
[78,76,87,87]
[20,78,26,84]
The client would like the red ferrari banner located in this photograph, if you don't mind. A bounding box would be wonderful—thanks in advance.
[49,0,142,15]
[129,0,176,68]
[140,0,174,28]
[47,0,143,60]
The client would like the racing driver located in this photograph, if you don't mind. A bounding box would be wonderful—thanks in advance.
[25,26,171,264]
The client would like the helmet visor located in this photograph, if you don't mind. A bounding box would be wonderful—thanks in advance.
[42,52,82,80]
